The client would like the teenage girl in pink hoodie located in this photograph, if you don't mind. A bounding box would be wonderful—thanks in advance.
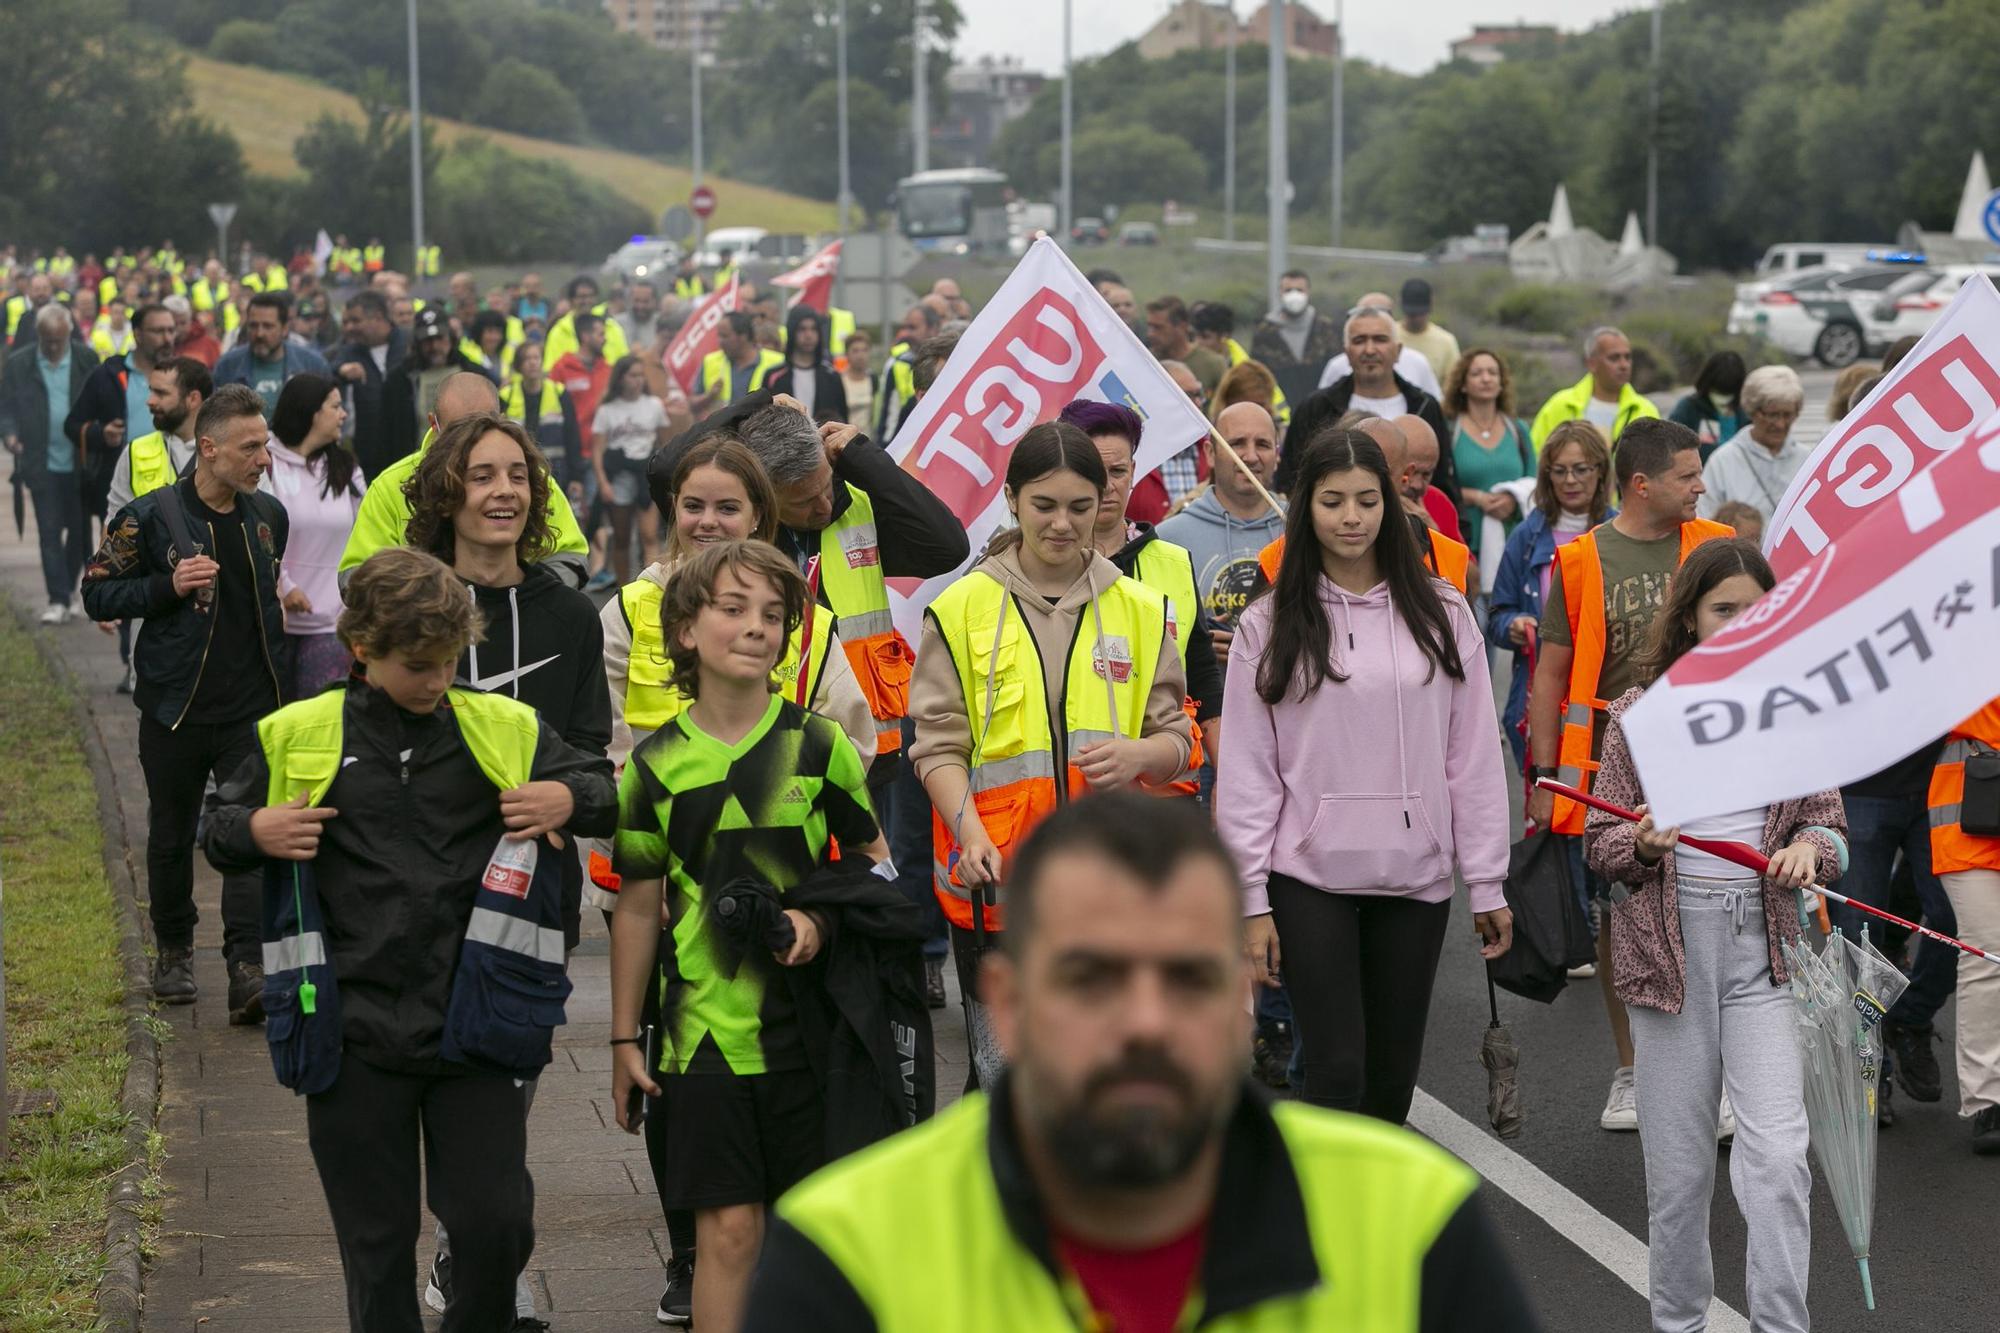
[1219,429,1514,1123]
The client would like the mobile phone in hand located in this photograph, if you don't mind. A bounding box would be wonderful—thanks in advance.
[625,1081,646,1130]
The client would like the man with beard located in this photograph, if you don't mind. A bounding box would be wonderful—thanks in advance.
[742,793,1540,1333]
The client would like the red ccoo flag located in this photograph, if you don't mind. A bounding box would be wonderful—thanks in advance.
[661,272,742,396]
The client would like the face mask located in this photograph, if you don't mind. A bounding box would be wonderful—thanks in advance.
[1710,392,1735,410]
[1279,290,1308,316]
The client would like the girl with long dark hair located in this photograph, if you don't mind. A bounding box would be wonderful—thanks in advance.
[1587,537,1844,1332]
[1219,429,1513,1124]
[265,372,365,699]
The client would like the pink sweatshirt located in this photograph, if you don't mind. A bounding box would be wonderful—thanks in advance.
[1217,577,1511,915]
[265,439,366,636]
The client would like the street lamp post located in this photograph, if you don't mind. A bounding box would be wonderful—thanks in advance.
[1060,0,1073,244]
[1224,4,1236,245]
[837,0,851,310]
[1330,0,1343,250]
[1646,0,1662,248]
[912,0,929,174]
[692,11,705,251]
[1266,0,1288,301]
[406,0,425,283]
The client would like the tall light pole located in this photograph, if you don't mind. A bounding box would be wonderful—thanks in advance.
[406,0,425,282]
[837,0,851,310]
[1645,0,1661,248]
[691,8,705,251]
[912,0,929,174]
[1330,0,1343,250]
[1266,0,1288,301]
[1060,0,1073,244]
[1223,4,1236,245]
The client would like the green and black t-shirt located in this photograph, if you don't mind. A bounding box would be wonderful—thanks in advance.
[613,695,878,1076]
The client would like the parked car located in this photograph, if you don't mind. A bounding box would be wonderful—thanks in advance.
[1117,221,1160,246]
[1864,263,2000,350]
[1070,217,1109,245]
[1753,241,1898,279]
[602,236,683,283]
[1727,264,1924,367]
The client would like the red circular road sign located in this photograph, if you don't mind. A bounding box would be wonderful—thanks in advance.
[690,185,717,219]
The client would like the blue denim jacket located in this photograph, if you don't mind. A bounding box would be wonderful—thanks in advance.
[1484,505,1617,766]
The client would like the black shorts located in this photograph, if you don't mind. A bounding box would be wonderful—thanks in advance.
[657,1068,823,1210]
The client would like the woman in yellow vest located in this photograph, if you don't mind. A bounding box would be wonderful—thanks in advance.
[597,436,875,865]
[909,420,1194,1084]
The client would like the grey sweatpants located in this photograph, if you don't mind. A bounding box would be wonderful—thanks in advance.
[1628,877,1812,1333]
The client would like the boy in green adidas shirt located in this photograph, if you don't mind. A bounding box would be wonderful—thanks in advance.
[609,538,887,1333]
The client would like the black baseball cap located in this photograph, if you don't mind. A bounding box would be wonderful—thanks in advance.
[1400,278,1433,315]
[414,307,449,339]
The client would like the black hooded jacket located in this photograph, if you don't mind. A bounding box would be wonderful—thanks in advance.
[768,305,849,425]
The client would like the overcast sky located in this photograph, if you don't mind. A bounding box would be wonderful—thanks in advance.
[958,0,1646,77]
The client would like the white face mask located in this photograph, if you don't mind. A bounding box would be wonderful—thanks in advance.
[1279,290,1309,315]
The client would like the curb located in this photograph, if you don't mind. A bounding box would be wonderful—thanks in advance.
[14,606,160,1332]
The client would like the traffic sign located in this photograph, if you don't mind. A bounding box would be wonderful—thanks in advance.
[1983,188,2000,245]
[660,205,694,243]
[690,185,717,220]
[841,233,920,281]
[207,202,237,230]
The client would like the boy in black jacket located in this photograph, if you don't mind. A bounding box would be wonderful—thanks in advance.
[203,548,616,1333]
[404,410,614,1322]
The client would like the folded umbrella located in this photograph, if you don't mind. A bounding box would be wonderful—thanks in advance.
[1480,970,1523,1139]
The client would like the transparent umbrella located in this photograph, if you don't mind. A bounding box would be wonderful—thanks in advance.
[1780,923,1909,1311]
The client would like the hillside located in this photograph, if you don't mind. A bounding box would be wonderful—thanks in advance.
[183,52,835,235]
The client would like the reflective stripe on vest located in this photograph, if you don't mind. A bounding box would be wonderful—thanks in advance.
[818,487,909,753]
[1127,539,1206,794]
[1930,700,2000,874]
[619,576,833,733]
[926,570,1166,931]
[465,905,565,964]
[128,433,177,498]
[1549,518,1734,834]
[777,1092,1478,1333]
[262,929,327,976]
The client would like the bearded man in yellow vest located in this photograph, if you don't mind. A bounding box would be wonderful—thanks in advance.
[741,792,1540,1333]
[1526,418,1732,1135]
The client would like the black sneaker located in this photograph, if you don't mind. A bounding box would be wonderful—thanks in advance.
[1974,1106,2000,1156]
[153,947,197,1005]
[510,1319,550,1331]
[657,1251,694,1325]
[226,961,266,1026]
[424,1249,453,1314]
[1877,1079,1895,1130]
[924,958,947,1010]
[1888,1022,1944,1103]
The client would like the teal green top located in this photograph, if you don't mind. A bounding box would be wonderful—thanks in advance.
[1452,418,1533,556]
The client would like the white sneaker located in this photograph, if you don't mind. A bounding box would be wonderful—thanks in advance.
[1600,1066,1639,1131]
[1566,962,1598,979]
[38,602,67,625]
[1718,1088,1737,1142]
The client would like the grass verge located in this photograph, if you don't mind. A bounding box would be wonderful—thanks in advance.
[0,594,131,1332]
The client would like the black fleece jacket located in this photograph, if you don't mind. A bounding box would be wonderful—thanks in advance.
[204,680,616,1074]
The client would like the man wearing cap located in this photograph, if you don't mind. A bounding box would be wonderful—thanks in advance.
[1396,279,1461,388]
[382,307,481,465]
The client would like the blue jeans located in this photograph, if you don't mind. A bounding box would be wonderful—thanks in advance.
[1829,792,1956,1028]
[876,718,948,961]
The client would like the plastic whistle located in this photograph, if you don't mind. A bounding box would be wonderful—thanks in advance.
[298,981,317,1015]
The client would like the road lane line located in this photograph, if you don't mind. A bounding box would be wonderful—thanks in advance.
[1408,1087,1751,1333]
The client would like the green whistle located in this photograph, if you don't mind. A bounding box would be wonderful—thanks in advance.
[298,981,317,1015]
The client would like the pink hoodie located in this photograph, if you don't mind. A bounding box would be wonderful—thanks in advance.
[1217,576,1511,915]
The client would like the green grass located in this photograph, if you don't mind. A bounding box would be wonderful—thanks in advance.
[0,594,131,1333]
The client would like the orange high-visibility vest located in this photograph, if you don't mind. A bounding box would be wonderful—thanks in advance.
[1930,699,2000,875]
[1549,518,1735,834]
[1254,529,1471,594]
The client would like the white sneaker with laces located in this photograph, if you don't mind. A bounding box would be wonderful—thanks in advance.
[1600,1065,1639,1131]
[1566,961,1598,979]
[39,602,67,625]
[1718,1088,1737,1142]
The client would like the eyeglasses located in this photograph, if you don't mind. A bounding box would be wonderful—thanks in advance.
[1548,465,1600,481]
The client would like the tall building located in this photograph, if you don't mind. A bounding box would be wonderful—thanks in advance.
[1135,0,1340,63]
[604,0,736,53]
[1448,23,1559,67]
[934,57,1046,167]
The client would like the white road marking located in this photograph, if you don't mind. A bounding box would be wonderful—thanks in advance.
[1408,1087,1751,1333]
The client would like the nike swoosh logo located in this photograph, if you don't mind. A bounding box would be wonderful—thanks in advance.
[463,654,559,693]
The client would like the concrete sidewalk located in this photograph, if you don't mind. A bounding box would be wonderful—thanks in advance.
[0,523,967,1330]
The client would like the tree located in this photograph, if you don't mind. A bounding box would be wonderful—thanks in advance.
[1037,125,1206,214]
[469,59,587,144]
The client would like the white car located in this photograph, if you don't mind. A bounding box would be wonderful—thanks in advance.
[1728,264,1924,367]
[693,226,769,269]
[1863,263,2000,351]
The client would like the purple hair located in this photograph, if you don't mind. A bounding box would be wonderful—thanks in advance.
[1058,398,1143,449]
